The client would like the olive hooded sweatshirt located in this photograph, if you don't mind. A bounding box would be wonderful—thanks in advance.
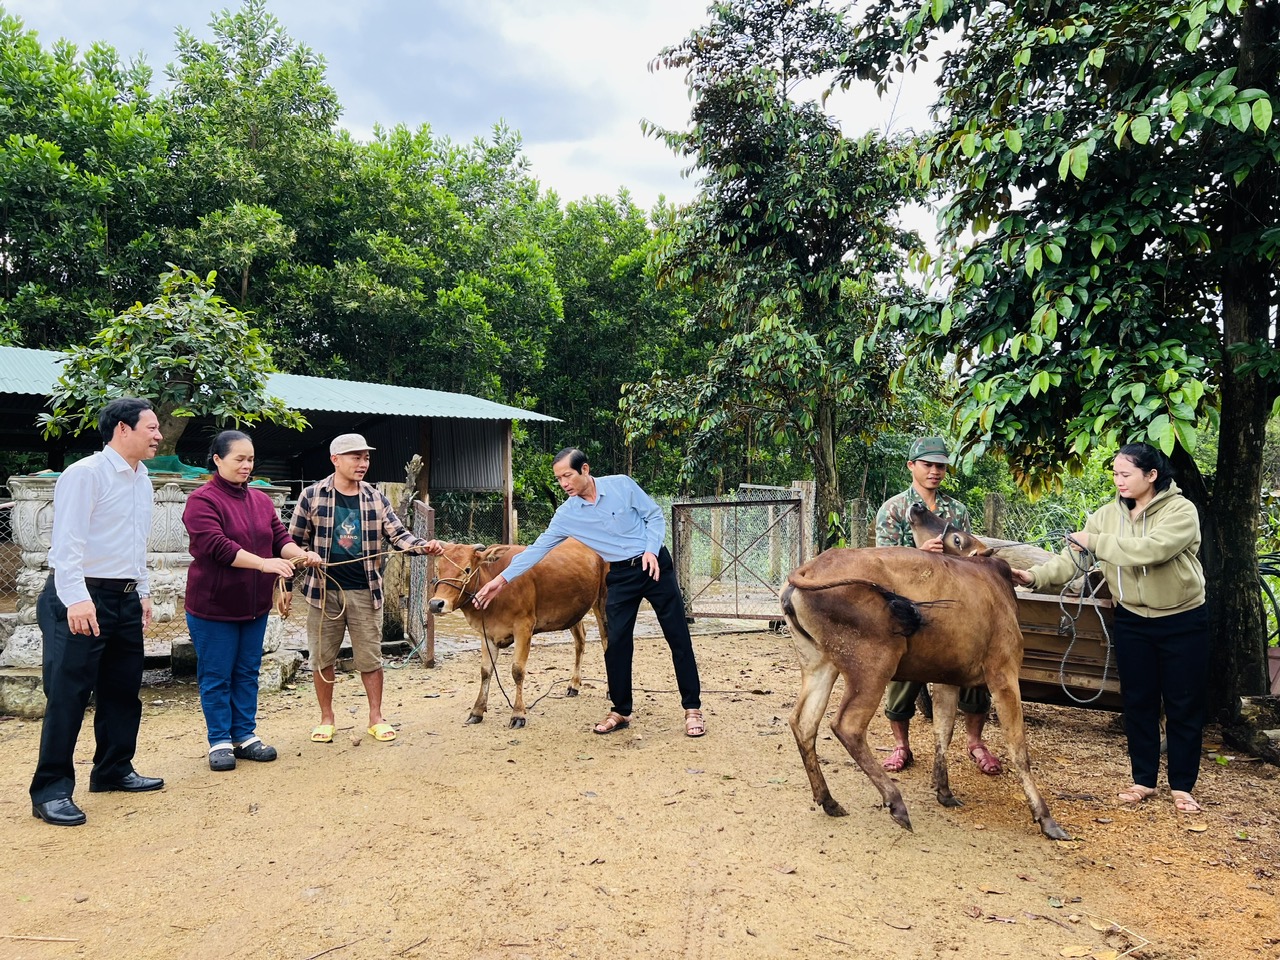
[1027,481,1205,618]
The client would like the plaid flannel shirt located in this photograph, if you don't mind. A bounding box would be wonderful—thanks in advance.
[289,475,428,609]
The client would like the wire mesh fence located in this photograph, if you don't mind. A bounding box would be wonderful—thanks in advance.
[843,491,1089,550]
[672,488,807,620]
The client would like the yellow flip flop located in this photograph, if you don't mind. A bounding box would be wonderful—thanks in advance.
[367,722,397,742]
[310,724,335,743]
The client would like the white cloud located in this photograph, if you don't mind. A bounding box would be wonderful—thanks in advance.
[2,0,939,214]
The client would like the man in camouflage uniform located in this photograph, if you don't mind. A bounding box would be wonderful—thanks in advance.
[874,437,1003,776]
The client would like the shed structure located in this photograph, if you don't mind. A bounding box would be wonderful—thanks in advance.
[0,346,557,541]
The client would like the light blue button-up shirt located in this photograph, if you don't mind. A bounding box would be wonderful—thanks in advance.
[48,446,154,604]
[503,474,664,581]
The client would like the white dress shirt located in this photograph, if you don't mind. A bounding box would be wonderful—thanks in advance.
[48,446,154,605]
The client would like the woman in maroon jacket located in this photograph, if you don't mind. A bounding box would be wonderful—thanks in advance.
[183,431,320,771]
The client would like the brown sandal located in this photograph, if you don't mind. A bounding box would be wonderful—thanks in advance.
[593,711,632,735]
[1117,784,1157,804]
[1171,790,1202,813]
[968,743,1003,775]
[684,709,706,738]
[882,745,914,772]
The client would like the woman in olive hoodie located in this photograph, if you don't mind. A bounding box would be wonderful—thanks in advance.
[183,431,320,771]
[1013,443,1208,813]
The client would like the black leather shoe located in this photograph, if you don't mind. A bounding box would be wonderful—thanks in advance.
[32,797,87,826]
[88,772,164,793]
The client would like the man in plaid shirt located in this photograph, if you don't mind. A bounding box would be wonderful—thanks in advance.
[289,434,442,744]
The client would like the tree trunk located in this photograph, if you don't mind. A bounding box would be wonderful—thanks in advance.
[154,403,190,458]
[1204,1,1279,721]
[813,399,842,550]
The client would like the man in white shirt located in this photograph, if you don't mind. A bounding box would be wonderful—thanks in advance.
[30,398,165,826]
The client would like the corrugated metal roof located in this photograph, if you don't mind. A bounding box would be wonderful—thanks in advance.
[0,346,558,422]
[0,346,65,395]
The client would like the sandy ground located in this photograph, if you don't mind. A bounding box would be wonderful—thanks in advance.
[2,613,1279,960]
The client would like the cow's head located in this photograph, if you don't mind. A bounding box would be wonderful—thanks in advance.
[427,542,486,615]
[907,502,993,556]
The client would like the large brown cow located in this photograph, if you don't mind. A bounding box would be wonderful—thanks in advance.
[428,539,608,728]
[781,547,1069,840]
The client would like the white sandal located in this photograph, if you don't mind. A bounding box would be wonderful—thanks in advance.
[684,709,706,738]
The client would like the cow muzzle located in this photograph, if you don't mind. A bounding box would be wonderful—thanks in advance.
[428,598,450,615]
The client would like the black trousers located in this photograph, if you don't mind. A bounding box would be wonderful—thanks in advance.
[30,576,146,803]
[603,546,701,716]
[1112,603,1210,793]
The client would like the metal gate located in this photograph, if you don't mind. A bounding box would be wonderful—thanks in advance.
[672,494,805,620]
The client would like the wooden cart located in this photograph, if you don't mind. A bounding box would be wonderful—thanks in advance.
[1016,590,1122,710]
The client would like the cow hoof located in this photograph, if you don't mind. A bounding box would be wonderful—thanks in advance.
[509,717,527,729]
[889,808,914,832]
[937,792,963,809]
[565,687,579,697]
[820,799,848,818]
[1040,817,1072,841]
[465,714,484,725]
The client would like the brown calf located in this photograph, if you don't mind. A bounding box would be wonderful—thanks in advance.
[781,547,1069,840]
[428,539,608,728]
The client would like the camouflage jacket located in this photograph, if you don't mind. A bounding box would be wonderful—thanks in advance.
[874,487,971,548]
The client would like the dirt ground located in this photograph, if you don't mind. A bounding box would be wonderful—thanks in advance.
[2,613,1279,960]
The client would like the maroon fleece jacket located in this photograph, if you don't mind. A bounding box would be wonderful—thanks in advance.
[183,473,293,621]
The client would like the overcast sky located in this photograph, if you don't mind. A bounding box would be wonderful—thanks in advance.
[3,0,939,213]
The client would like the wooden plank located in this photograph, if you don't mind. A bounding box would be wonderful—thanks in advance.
[1016,591,1119,707]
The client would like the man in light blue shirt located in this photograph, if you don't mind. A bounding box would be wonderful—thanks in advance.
[30,398,166,826]
[474,447,705,737]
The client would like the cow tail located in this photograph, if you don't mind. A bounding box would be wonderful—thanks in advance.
[880,590,925,637]
[780,584,815,645]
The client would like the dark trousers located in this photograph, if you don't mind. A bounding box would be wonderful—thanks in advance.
[603,546,701,715]
[30,576,146,803]
[1113,603,1210,793]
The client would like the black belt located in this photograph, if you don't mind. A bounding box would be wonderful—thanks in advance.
[617,554,647,567]
[83,577,139,593]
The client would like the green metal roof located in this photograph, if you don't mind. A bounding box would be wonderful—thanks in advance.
[0,346,558,422]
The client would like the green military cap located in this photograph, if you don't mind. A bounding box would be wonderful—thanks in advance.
[907,436,951,464]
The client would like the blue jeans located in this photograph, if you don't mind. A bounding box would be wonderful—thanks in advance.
[186,613,268,746]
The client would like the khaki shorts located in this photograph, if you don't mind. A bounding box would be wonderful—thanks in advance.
[307,589,384,674]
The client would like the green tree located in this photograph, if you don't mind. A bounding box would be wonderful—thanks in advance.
[41,266,306,455]
[158,0,338,306]
[531,193,709,488]
[842,0,1280,714]
[633,0,925,542]
[0,9,169,345]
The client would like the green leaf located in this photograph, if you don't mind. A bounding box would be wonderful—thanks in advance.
[1252,96,1273,131]
[1130,115,1152,144]
[1058,149,1073,181]
[1174,419,1198,454]
[1170,91,1189,123]
[1232,101,1252,133]
[1004,129,1023,152]
[1070,148,1089,180]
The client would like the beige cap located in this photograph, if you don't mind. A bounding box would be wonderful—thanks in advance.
[330,433,376,456]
